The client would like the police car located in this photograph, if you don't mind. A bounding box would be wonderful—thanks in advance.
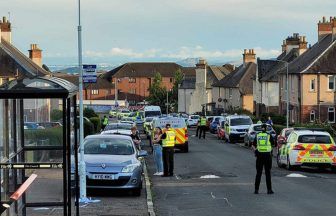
[277,129,336,170]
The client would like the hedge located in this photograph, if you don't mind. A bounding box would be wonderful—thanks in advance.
[89,117,101,133]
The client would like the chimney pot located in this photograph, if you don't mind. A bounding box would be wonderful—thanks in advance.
[323,16,326,23]
[2,16,6,23]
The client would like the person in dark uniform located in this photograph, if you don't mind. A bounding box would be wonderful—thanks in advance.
[252,124,275,194]
[161,124,176,177]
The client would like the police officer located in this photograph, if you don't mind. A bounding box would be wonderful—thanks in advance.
[199,115,207,139]
[102,115,109,130]
[252,123,275,194]
[161,123,176,177]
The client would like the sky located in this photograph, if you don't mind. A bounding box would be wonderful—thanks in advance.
[1,0,336,67]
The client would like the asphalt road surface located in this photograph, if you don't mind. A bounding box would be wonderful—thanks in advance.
[146,129,336,216]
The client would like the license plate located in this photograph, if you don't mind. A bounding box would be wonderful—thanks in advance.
[310,150,323,155]
[240,134,245,137]
[92,174,115,180]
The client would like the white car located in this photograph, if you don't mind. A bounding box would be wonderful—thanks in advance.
[119,120,136,127]
[101,123,133,136]
[187,115,200,127]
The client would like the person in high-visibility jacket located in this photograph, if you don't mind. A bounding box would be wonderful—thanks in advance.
[199,115,207,139]
[161,123,176,177]
[252,124,275,194]
[102,115,109,130]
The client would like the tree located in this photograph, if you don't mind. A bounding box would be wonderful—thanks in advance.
[170,69,184,112]
[84,107,98,118]
[51,109,63,121]
[147,72,167,109]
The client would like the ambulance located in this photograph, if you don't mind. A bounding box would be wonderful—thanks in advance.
[151,117,189,153]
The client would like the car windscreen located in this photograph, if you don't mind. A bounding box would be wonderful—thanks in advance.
[129,112,136,117]
[145,111,161,117]
[298,135,331,144]
[253,125,273,131]
[285,130,293,137]
[121,110,129,113]
[154,120,186,129]
[84,138,134,155]
[231,118,252,126]
[214,117,221,122]
[104,124,132,131]
[190,116,199,119]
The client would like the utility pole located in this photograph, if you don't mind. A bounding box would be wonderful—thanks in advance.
[77,0,87,203]
[166,91,169,115]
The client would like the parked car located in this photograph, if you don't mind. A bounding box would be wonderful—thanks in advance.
[118,120,136,127]
[24,122,45,130]
[38,122,62,128]
[187,115,200,127]
[277,130,336,171]
[209,116,226,133]
[217,120,226,140]
[101,123,134,136]
[224,115,253,143]
[72,134,148,196]
[243,124,276,147]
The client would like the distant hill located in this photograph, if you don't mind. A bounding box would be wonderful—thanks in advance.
[51,64,118,73]
[176,58,200,67]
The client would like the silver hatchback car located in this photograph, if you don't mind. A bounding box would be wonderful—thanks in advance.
[73,134,148,196]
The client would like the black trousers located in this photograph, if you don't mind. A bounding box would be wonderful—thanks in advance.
[162,147,174,176]
[196,126,200,136]
[255,152,272,191]
[199,126,206,139]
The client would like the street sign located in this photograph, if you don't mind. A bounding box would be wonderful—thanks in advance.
[83,64,97,83]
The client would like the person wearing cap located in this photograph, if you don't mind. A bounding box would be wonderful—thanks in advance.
[161,123,176,177]
[252,123,275,194]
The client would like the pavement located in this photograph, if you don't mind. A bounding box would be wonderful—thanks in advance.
[146,129,336,216]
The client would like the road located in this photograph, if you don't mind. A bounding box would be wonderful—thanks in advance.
[146,129,336,216]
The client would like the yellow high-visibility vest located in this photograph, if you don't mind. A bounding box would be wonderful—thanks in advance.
[256,132,272,152]
[162,129,176,147]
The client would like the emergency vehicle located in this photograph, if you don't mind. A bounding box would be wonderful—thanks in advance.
[224,115,252,143]
[277,130,336,170]
[150,117,189,153]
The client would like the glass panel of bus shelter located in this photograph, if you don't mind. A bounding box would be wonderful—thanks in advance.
[23,98,64,215]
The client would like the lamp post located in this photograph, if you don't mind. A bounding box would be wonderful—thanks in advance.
[271,59,289,128]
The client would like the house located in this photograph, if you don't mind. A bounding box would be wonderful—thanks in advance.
[279,16,336,124]
[102,62,194,105]
[0,16,53,122]
[254,33,307,117]
[212,49,257,113]
[178,59,233,114]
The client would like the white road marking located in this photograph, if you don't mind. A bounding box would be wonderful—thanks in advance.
[286,173,307,178]
[210,192,233,207]
[200,175,220,179]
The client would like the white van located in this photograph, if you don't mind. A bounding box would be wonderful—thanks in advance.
[144,106,162,118]
[224,115,253,143]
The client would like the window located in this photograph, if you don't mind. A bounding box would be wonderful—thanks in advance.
[129,78,136,83]
[129,89,136,94]
[310,79,315,91]
[328,107,335,123]
[170,78,174,83]
[328,75,335,91]
[91,89,99,95]
[310,110,315,122]
[229,88,232,99]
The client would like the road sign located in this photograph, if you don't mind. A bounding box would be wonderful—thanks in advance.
[83,64,97,83]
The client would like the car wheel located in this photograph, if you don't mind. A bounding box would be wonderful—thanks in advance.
[331,166,336,173]
[286,155,295,171]
[132,188,142,196]
[277,153,283,168]
[183,142,189,153]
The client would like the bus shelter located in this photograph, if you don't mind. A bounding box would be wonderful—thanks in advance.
[0,76,79,216]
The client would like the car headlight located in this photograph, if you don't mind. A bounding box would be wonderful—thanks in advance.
[122,164,140,173]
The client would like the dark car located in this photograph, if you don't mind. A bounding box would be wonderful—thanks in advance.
[209,116,225,133]
[244,124,276,147]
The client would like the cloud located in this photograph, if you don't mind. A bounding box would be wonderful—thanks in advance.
[83,46,281,61]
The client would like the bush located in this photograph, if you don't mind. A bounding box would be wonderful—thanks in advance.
[51,109,63,121]
[260,113,286,125]
[272,124,286,135]
[89,117,101,133]
[84,120,95,137]
[84,107,98,119]
[293,123,336,137]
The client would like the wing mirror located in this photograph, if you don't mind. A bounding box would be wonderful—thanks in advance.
[137,150,148,158]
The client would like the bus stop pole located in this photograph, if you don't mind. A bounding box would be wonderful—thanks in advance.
[77,0,87,201]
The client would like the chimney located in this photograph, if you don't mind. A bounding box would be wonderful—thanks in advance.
[0,16,12,43]
[29,44,43,67]
[243,49,256,66]
[318,16,332,41]
[196,58,207,69]
[281,33,307,55]
[298,36,308,55]
[195,58,207,88]
[332,17,336,41]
